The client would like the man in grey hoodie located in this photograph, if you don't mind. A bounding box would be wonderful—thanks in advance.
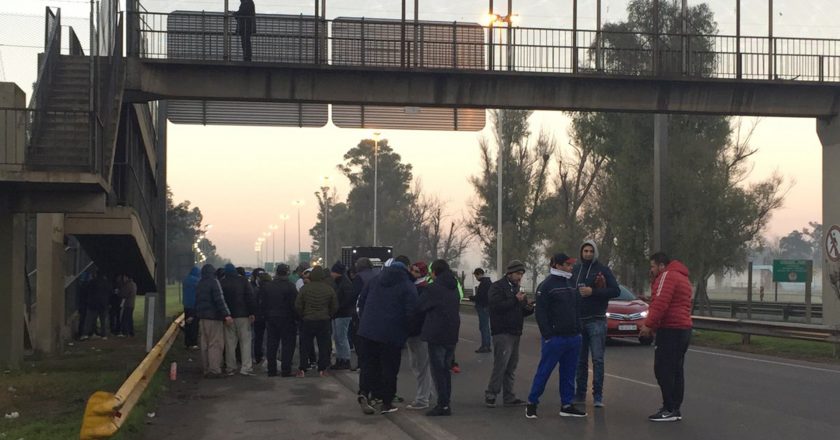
[572,240,620,407]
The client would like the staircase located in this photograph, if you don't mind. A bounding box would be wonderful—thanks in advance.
[27,55,93,170]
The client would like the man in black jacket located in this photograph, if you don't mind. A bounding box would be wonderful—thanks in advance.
[525,253,586,419]
[572,240,620,407]
[470,268,493,353]
[195,264,233,378]
[220,263,257,376]
[330,261,355,370]
[484,260,533,408]
[418,260,461,417]
[257,264,298,377]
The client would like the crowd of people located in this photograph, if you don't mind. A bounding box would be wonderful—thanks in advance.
[186,240,693,423]
[77,269,138,340]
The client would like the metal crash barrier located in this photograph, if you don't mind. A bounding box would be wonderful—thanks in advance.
[79,313,185,439]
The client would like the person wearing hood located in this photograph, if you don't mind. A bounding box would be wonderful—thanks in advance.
[418,260,461,417]
[525,253,586,420]
[572,240,620,408]
[484,259,533,408]
[295,266,338,377]
[258,264,299,377]
[234,0,256,61]
[405,261,433,411]
[640,253,693,422]
[220,263,258,376]
[195,264,233,378]
[182,266,201,349]
[330,261,355,371]
[356,256,419,415]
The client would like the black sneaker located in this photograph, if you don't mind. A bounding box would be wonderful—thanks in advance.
[357,395,376,415]
[559,404,587,418]
[504,398,527,407]
[648,408,681,422]
[380,402,399,414]
[426,406,452,416]
[525,403,538,419]
[485,396,497,408]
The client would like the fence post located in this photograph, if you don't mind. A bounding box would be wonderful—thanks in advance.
[452,21,457,69]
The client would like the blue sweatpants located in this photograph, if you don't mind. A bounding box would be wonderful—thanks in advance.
[527,335,582,405]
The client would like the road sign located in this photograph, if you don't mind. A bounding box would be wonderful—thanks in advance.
[299,252,311,263]
[772,260,813,283]
[827,225,840,262]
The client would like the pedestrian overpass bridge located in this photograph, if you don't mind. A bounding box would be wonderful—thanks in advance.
[1,1,840,369]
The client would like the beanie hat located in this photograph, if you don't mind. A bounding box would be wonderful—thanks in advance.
[331,261,347,275]
[412,261,429,277]
[224,263,237,274]
[505,259,526,274]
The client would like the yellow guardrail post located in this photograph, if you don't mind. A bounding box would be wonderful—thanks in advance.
[79,313,185,439]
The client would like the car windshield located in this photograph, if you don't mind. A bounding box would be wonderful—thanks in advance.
[615,285,637,301]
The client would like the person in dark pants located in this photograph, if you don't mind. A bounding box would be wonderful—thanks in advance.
[182,266,201,348]
[76,269,94,338]
[108,279,122,335]
[118,275,137,337]
[258,264,299,377]
[250,268,267,366]
[469,267,493,353]
[417,260,461,417]
[81,272,112,340]
[234,0,256,61]
[640,252,693,422]
[351,258,377,369]
[356,256,418,415]
[294,267,337,377]
[526,253,586,419]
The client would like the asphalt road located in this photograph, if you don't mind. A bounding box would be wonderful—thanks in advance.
[144,312,840,439]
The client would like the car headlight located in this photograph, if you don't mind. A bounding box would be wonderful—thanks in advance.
[605,312,616,319]
[640,310,648,318]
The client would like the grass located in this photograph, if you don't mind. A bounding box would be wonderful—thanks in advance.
[692,329,840,363]
[0,286,184,440]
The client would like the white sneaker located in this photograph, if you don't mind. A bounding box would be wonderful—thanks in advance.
[240,370,255,376]
[406,402,429,410]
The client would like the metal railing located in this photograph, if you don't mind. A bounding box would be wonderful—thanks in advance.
[28,7,62,133]
[695,300,823,323]
[0,108,100,171]
[129,10,840,83]
[692,316,840,355]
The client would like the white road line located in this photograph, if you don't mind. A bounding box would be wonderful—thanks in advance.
[688,348,840,374]
[604,372,658,389]
[459,337,477,343]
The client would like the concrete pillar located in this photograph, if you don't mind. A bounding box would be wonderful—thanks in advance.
[0,203,26,369]
[653,114,669,253]
[0,83,26,166]
[34,213,66,354]
[816,116,840,329]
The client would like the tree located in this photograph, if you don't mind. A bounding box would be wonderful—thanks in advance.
[414,191,472,268]
[467,109,554,282]
[165,188,225,281]
[572,0,786,303]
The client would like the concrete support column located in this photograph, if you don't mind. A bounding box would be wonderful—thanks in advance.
[34,213,66,354]
[0,203,26,369]
[653,114,669,253]
[816,116,840,329]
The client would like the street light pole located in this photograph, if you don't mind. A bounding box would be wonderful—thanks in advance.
[372,132,380,246]
[279,214,290,263]
[321,176,331,264]
[496,113,504,278]
[269,224,279,269]
[293,200,304,257]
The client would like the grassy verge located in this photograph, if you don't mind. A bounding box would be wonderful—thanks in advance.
[692,329,840,363]
[0,286,184,440]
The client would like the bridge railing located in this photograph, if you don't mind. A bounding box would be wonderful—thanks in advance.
[129,10,840,83]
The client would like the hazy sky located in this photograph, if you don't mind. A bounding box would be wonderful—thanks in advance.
[1,1,830,273]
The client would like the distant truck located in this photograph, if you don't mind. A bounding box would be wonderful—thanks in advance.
[341,246,393,271]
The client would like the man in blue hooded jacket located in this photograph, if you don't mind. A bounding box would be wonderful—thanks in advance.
[356,256,418,415]
[572,240,620,407]
[183,266,201,348]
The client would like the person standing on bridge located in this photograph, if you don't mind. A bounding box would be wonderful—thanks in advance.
[640,252,693,422]
[525,253,586,419]
[573,240,620,408]
[485,260,533,408]
[195,264,233,378]
[234,0,256,62]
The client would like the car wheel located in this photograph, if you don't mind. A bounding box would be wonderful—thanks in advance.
[638,336,653,346]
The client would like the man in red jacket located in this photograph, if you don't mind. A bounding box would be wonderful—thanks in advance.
[640,252,693,423]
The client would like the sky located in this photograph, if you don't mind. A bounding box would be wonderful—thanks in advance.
[0,1,830,276]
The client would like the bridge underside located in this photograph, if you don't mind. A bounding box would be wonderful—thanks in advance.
[126,59,840,118]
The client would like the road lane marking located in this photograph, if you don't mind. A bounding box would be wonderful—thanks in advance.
[604,372,658,389]
[688,348,840,374]
[459,337,477,343]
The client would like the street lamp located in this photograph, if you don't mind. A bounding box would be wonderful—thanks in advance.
[292,200,305,257]
[483,1,520,71]
[278,214,290,263]
[321,176,331,265]
[269,224,278,269]
[254,244,261,268]
[262,232,271,266]
[372,132,381,246]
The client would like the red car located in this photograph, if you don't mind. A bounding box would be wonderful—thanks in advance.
[606,285,652,345]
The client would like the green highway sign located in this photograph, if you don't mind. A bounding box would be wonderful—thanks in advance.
[772,259,813,283]
[299,252,311,263]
